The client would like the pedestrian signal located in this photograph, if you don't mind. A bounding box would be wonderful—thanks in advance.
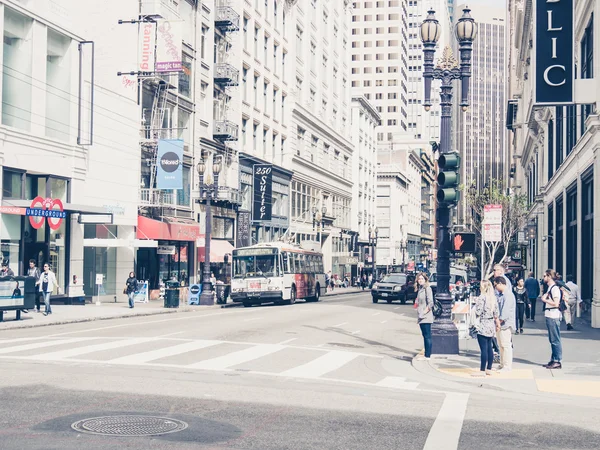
[451,232,476,253]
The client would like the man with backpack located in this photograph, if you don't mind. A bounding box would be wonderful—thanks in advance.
[541,269,563,369]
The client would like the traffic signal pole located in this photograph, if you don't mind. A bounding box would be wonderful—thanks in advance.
[421,8,476,355]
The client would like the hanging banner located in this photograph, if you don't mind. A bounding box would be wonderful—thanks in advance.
[156,139,183,190]
[138,21,156,73]
[236,211,251,248]
[156,20,183,72]
[483,204,503,243]
[535,0,574,105]
[252,164,273,222]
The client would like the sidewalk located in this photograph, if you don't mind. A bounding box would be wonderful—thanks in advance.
[0,300,219,331]
[412,316,600,399]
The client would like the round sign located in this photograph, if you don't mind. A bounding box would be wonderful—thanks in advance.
[28,196,46,230]
[190,285,200,295]
[160,152,180,173]
[46,198,64,230]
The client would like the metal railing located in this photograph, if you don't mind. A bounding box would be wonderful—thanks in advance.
[214,63,240,86]
[213,120,239,141]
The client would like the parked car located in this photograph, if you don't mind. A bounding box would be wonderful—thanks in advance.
[371,273,416,304]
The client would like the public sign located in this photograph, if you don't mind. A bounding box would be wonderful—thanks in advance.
[133,280,149,303]
[138,22,156,73]
[451,232,476,253]
[27,197,66,230]
[483,204,502,243]
[155,20,183,72]
[157,245,176,255]
[535,0,574,104]
[252,164,273,222]
[95,274,103,285]
[156,139,183,190]
[236,211,251,248]
[188,284,201,305]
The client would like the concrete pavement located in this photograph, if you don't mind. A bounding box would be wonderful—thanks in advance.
[413,314,600,400]
[0,287,364,331]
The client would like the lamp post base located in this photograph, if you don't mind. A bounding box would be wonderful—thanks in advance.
[431,292,459,355]
[199,291,215,306]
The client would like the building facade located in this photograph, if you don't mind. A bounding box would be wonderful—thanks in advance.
[508,0,599,327]
[0,0,141,300]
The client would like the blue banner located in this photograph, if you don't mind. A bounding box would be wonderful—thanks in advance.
[535,0,573,105]
[157,139,183,189]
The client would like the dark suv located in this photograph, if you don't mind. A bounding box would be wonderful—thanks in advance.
[371,273,416,304]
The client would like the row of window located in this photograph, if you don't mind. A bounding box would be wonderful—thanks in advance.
[352,40,400,48]
[353,1,402,8]
[352,14,401,21]
[352,27,401,35]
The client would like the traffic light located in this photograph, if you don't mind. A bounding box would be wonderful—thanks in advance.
[451,232,476,253]
[437,152,461,205]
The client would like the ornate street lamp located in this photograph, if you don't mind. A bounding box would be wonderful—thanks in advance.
[421,7,476,354]
[198,157,223,306]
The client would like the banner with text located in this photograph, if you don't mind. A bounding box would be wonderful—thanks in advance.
[535,0,573,104]
[252,164,273,222]
[156,20,183,72]
[156,139,183,190]
[138,22,156,73]
[236,211,252,248]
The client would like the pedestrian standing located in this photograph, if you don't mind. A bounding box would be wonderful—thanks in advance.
[361,274,366,290]
[493,264,512,289]
[493,277,516,372]
[414,272,434,361]
[472,280,500,377]
[27,259,41,313]
[39,263,57,316]
[524,272,540,322]
[541,269,563,369]
[513,278,527,334]
[565,274,582,331]
[125,271,138,309]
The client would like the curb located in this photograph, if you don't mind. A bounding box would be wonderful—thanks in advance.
[324,289,368,297]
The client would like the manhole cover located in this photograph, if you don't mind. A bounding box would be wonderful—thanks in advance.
[71,415,188,437]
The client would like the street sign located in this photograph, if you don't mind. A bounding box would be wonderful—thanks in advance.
[451,232,476,253]
[483,204,502,243]
[483,224,502,242]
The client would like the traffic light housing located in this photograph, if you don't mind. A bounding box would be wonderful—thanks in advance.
[437,152,461,205]
[451,232,476,253]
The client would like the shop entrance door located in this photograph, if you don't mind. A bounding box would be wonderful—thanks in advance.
[24,242,48,274]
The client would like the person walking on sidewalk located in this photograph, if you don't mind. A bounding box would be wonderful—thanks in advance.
[513,278,527,334]
[414,272,434,361]
[541,269,563,369]
[493,277,516,372]
[125,272,138,309]
[524,272,540,322]
[565,274,582,331]
[39,263,57,316]
[27,259,41,313]
[472,280,500,377]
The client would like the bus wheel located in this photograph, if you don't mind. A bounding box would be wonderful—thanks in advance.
[306,284,320,302]
[288,287,296,305]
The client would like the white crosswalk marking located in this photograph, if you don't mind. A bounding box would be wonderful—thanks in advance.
[27,338,158,361]
[0,338,96,354]
[280,350,360,378]
[109,340,221,364]
[187,344,285,370]
[376,376,419,390]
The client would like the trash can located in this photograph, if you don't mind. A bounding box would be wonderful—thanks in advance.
[215,283,229,304]
[164,281,180,308]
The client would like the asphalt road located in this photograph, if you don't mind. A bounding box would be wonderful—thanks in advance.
[1,291,599,449]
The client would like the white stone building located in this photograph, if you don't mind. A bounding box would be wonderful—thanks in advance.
[508,0,599,326]
[0,0,141,300]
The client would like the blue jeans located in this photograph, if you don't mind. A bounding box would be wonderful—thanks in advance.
[42,292,52,314]
[419,323,432,357]
[477,334,494,371]
[128,292,135,308]
[546,317,562,362]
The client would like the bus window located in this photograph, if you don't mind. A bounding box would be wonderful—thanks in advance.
[317,255,324,273]
[309,255,316,273]
[299,253,306,273]
[282,252,290,274]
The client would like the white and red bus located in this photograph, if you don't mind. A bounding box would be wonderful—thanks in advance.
[231,242,326,307]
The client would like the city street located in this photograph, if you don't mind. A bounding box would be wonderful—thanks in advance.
[1,291,600,449]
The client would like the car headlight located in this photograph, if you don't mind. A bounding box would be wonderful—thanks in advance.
[393,286,402,291]
[372,283,379,290]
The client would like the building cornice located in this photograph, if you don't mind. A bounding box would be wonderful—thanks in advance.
[351,96,381,125]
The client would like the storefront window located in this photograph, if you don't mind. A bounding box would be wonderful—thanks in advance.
[2,169,23,198]
[49,220,66,293]
[158,242,191,287]
[1,214,20,274]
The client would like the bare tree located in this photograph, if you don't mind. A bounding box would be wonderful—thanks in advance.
[464,179,528,278]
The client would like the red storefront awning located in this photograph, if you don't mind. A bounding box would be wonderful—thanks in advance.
[136,216,201,241]
[197,238,235,263]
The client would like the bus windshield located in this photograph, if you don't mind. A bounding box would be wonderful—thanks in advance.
[233,253,280,278]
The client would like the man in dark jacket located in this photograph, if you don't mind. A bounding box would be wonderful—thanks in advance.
[524,272,540,322]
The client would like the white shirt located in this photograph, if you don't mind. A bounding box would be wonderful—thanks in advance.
[565,281,581,304]
[544,284,562,319]
[39,271,57,293]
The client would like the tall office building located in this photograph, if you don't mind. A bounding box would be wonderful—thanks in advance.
[456,3,507,198]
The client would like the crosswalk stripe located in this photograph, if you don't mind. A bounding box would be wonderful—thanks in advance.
[280,350,360,378]
[187,344,285,370]
[0,338,95,354]
[28,338,158,361]
[108,340,221,364]
[376,376,419,390]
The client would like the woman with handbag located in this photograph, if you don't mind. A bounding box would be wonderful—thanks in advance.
[125,272,138,309]
[472,280,500,377]
[414,272,434,361]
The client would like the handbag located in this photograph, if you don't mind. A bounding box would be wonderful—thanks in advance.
[123,286,128,295]
[469,297,486,338]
